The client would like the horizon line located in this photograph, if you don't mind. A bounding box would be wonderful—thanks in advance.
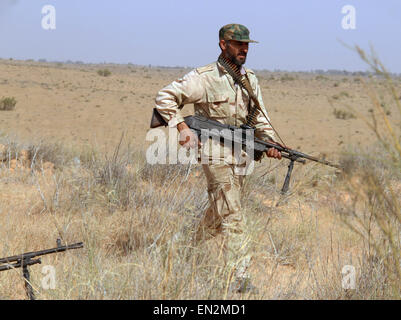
[1,56,400,77]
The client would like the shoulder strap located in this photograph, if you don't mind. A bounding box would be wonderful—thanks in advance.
[196,63,215,74]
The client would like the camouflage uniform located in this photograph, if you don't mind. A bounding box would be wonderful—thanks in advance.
[155,24,275,284]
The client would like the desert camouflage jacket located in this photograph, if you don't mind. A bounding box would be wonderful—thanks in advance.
[154,60,276,164]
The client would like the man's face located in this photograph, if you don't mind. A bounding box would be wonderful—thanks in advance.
[221,39,249,66]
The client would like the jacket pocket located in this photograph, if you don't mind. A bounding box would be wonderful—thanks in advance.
[206,93,229,118]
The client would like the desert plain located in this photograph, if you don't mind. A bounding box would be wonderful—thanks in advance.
[0,57,400,299]
[0,58,390,153]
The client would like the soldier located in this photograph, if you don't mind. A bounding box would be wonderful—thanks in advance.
[154,23,282,293]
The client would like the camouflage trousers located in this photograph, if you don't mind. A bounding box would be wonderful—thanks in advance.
[196,163,251,280]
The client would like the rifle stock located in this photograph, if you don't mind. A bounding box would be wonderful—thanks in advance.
[150,108,168,128]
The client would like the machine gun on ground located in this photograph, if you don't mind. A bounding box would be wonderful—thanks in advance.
[0,239,83,300]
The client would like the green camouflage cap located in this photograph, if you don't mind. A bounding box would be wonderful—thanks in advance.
[219,23,258,43]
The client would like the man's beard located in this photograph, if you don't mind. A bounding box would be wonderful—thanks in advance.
[226,50,247,67]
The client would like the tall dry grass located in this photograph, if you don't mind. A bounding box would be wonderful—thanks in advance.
[332,46,401,298]
[0,132,370,300]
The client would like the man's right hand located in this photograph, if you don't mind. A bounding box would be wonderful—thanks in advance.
[266,147,282,159]
[177,122,202,149]
[265,140,287,160]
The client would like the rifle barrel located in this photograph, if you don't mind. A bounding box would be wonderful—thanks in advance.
[255,138,340,168]
[0,242,83,264]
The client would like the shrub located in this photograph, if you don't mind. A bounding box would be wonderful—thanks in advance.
[97,69,111,77]
[333,108,356,120]
[0,97,17,111]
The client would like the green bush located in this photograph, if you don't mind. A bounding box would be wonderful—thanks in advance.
[333,108,355,120]
[97,69,111,77]
[0,97,17,111]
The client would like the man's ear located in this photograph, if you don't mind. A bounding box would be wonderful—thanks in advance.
[219,39,227,51]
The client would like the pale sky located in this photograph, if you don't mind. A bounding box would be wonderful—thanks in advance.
[1,0,400,72]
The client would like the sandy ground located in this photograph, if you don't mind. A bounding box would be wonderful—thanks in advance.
[1,58,399,157]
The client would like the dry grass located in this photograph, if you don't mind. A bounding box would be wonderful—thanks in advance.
[0,48,400,300]
[332,47,401,299]
[0,133,383,300]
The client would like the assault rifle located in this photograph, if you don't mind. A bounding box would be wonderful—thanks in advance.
[150,109,340,193]
[0,239,83,300]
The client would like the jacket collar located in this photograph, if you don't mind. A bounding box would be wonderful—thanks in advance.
[216,59,246,93]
